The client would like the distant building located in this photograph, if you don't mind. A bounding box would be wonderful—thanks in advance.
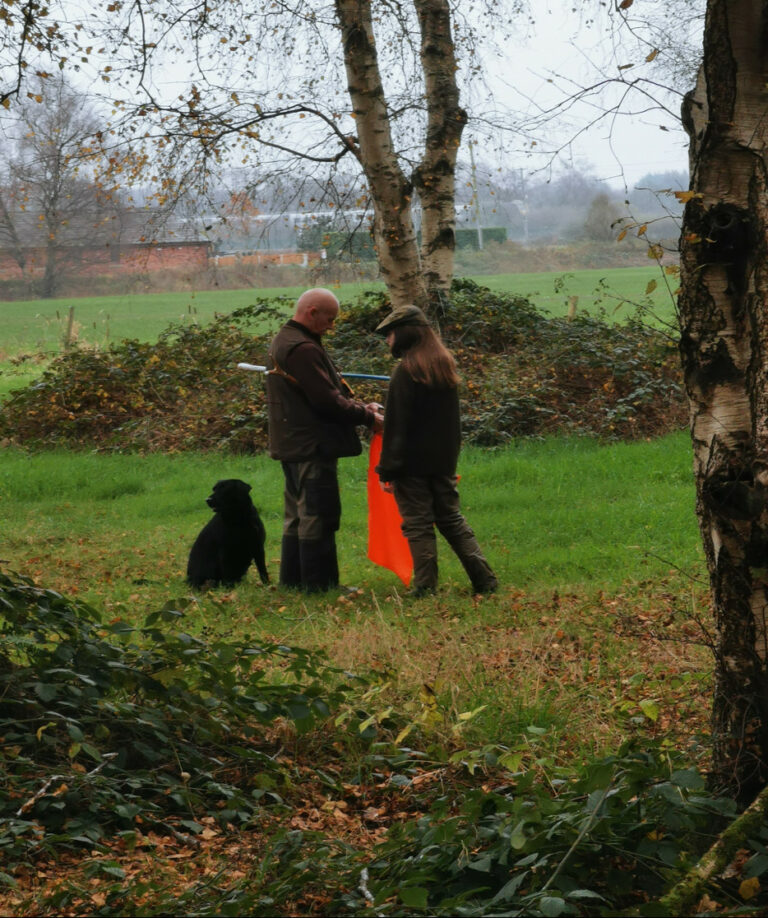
[0,209,212,281]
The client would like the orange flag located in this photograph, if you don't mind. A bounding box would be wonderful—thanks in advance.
[367,432,413,586]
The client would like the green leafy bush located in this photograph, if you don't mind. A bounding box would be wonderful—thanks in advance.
[0,569,353,863]
[0,281,685,451]
[342,745,734,916]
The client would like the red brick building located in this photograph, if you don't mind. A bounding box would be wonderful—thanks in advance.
[0,239,212,279]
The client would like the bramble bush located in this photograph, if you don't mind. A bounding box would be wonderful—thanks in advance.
[4,569,765,915]
[0,569,356,866]
[0,280,685,451]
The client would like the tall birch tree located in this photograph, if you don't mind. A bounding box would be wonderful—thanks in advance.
[679,0,768,802]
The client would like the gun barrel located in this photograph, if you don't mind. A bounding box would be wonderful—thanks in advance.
[237,363,389,381]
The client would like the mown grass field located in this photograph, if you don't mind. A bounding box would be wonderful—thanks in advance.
[0,431,709,760]
[0,265,677,358]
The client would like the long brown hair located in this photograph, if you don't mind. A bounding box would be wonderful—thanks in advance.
[391,324,459,388]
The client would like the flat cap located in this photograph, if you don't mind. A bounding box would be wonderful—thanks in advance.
[375,304,430,334]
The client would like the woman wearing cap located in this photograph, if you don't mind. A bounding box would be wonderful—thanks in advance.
[375,305,498,597]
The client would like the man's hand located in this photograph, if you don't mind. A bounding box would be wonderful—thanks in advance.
[367,403,384,433]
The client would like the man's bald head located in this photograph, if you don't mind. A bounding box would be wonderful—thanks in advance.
[294,288,340,337]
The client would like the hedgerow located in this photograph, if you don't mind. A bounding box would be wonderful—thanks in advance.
[0,281,685,452]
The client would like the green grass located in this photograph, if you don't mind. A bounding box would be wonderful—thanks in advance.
[0,266,677,361]
[0,431,709,758]
[476,265,679,325]
[0,431,701,603]
[0,287,295,358]
[0,431,711,785]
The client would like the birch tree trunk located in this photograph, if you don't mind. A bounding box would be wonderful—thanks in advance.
[412,0,467,308]
[335,0,464,311]
[679,0,768,801]
[335,0,429,309]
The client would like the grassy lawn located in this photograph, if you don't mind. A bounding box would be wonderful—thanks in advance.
[0,265,677,360]
[0,264,680,401]
[477,265,679,325]
[0,431,709,759]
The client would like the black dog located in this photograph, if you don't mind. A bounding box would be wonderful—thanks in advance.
[186,479,269,588]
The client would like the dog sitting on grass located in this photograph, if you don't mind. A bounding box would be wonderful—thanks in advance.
[186,479,269,588]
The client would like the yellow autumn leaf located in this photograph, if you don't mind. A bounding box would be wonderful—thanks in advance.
[739,876,760,900]
[394,723,414,745]
[646,49,659,62]
[675,191,699,203]
[457,704,487,722]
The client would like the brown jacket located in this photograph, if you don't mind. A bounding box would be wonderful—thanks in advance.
[266,320,374,461]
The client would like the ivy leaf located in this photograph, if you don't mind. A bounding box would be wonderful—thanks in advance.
[34,683,58,702]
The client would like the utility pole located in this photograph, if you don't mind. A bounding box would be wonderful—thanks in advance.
[468,139,483,250]
[518,167,529,247]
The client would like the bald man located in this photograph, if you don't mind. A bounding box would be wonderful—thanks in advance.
[265,288,383,592]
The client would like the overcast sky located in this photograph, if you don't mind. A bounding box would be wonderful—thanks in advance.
[484,1,696,189]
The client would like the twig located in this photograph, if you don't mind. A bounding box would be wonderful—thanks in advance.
[16,752,117,816]
[358,866,385,915]
[541,777,616,894]
[146,817,201,849]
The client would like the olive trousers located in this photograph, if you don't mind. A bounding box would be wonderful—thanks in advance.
[280,458,341,591]
[392,475,497,593]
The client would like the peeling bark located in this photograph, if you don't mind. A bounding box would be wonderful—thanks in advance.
[334,0,429,309]
[334,0,465,311]
[679,0,768,801]
[412,0,467,309]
